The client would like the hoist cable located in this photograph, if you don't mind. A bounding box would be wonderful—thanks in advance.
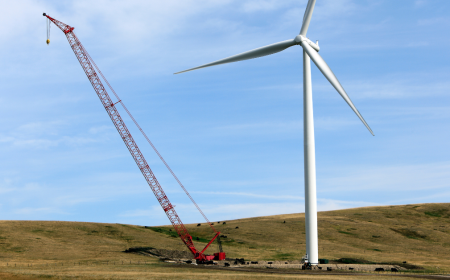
[46,18,51,44]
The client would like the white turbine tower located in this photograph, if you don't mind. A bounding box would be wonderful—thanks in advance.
[176,0,373,265]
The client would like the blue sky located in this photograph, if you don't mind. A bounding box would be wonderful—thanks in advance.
[0,0,449,227]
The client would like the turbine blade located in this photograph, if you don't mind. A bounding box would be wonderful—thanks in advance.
[175,39,296,74]
[300,41,374,136]
[299,0,317,36]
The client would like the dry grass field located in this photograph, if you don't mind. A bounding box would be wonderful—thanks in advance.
[0,203,449,279]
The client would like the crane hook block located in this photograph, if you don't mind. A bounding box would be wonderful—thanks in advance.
[46,39,50,45]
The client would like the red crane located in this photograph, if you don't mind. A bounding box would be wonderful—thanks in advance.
[43,13,225,262]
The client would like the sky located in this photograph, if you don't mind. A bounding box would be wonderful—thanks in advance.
[0,0,449,227]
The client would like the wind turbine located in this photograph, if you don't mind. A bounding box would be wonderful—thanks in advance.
[175,0,373,265]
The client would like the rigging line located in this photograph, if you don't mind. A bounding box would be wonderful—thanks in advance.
[83,49,217,233]
[47,18,50,39]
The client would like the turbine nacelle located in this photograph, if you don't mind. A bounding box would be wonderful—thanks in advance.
[295,35,320,52]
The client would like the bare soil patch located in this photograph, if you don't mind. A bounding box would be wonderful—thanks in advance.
[125,246,193,260]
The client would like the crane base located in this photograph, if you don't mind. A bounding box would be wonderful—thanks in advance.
[214,252,226,261]
[195,252,226,263]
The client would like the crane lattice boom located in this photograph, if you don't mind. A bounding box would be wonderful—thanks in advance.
[44,13,224,262]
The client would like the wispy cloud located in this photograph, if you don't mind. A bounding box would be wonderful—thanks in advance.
[314,117,359,131]
[320,161,450,193]
[417,17,450,26]
[118,197,379,225]
[0,120,115,150]
[191,191,303,201]
[0,187,15,195]
[414,0,428,8]
[212,121,301,136]
[119,209,154,218]
[14,207,68,216]
[248,73,450,101]
[240,0,302,13]
[346,79,450,100]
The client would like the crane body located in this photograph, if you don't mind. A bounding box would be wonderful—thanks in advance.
[43,13,225,262]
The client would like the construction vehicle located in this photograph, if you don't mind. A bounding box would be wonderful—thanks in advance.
[43,13,225,263]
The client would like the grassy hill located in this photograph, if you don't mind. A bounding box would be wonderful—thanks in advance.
[0,203,449,278]
[185,203,450,269]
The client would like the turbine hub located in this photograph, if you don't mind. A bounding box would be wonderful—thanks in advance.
[295,35,320,52]
[294,35,304,44]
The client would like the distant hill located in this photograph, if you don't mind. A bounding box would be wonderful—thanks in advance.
[0,203,449,271]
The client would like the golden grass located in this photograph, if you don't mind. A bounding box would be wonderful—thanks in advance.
[0,264,428,280]
[186,203,450,270]
[0,203,449,279]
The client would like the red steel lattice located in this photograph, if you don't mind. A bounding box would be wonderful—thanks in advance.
[44,14,223,261]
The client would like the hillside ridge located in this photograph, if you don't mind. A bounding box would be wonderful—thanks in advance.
[0,203,449,272]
